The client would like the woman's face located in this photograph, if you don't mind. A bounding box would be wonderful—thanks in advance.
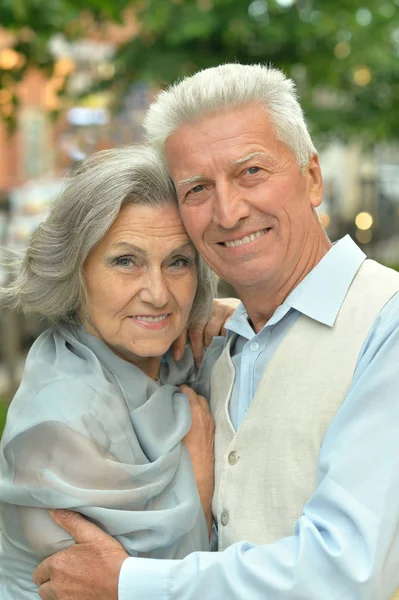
[83,202,198,375]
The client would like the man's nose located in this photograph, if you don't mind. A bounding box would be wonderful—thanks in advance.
[213,180,251,229]
[138,269,169,307]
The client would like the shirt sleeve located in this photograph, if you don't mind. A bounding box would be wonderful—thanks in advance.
[118,294,399,599]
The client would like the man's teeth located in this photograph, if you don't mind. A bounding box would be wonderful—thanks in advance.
[133,315,168,322]
[224,229,267,248]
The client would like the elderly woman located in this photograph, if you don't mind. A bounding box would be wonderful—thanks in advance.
[0,145,231,599]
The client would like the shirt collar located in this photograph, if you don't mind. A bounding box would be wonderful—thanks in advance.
[288,235,366,326]
[225,235,366,334]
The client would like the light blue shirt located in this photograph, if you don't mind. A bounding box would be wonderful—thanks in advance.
[119,236,399,599]
[227,234,365,430]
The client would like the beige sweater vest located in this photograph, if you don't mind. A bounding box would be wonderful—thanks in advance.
[211,260,399,553]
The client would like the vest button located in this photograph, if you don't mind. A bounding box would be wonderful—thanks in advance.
[220,510,229,526]
[228,451,238,465]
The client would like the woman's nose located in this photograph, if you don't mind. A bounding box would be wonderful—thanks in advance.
[138,269,170,307]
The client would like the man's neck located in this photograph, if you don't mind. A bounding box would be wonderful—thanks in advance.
[237,231,332,333]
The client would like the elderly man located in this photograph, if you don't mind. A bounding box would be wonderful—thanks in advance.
[33,64,399,599]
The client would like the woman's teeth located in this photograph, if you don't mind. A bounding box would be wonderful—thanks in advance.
[133,314,168,322]
[224,229,267,248]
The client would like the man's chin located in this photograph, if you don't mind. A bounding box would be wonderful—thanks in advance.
[216,259,270,282]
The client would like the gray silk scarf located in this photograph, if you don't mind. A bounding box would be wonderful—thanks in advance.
[0,325,221,598]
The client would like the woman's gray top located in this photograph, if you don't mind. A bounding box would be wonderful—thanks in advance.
[0,325,223,599]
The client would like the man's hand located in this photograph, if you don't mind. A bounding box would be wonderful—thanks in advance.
[33,510,128,600]
[172,297,240,366]
[181,384,215,535]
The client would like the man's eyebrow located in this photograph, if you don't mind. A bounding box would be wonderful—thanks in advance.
[231,151,273,167]
[175,174,205,189]
[175,152,273,189]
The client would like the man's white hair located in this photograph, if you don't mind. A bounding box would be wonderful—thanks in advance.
[144,63,317,173]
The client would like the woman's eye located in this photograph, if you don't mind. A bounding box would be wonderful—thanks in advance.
[170,257,191,269]
[247,166,260,175]
[114,256,135,267]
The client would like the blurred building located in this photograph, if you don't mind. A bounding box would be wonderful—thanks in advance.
[318,141,399,263]
[0,10,149,192]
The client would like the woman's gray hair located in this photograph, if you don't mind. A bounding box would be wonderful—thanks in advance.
[0,145,217,326]
[144,63,316,173]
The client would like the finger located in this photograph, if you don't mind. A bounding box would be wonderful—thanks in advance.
[188,325,205,368]
[203,316,224,347]
[33,557,52,586]
[37,581,56,600]
[182,389,211,420]
[179,384,197,402]
[171,328,187,362]
[197,394,210,410]
[210,298,240,335]
[49,509,105,544]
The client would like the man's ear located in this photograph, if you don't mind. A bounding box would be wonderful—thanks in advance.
[307,154,324,209]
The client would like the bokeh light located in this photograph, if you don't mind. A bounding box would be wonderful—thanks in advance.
[0,49,21,70]
[353,66,372,86]
[355,212,373,230]
[318,213,331,229]
[334,42,351,59]
[355,229,373,244]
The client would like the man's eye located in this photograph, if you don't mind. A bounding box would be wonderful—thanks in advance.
[191,184,204,193]
[247,166,260,175]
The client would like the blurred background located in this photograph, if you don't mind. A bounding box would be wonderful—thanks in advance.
[0,0,399,431]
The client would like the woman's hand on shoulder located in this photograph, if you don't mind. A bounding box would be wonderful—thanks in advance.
[172,297,240,367]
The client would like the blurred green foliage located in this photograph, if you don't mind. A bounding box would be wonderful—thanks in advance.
[0,0,125,127]
[110,0,399,141]
[0,0,124,33]
[1,0,399,140]
[0,401,8,440]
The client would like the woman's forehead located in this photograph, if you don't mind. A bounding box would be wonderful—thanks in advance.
[93,203,193,257]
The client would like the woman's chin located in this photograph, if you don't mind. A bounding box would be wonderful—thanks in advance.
[115,339,172,363]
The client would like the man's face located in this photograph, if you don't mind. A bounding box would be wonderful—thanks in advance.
[165,104,323,293]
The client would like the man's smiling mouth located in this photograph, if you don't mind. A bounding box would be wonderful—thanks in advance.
[221,228,270,248]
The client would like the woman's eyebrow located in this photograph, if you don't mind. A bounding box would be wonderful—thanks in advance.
[166,242,196,258]
[110,242,147,255]
[109,242,195,257]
